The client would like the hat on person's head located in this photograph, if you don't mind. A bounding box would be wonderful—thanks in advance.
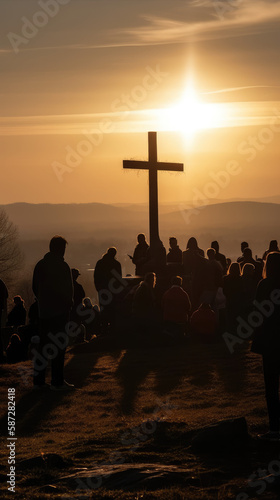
[71,268,81,279]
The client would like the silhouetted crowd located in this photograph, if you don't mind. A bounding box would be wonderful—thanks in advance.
[1,234,280,438]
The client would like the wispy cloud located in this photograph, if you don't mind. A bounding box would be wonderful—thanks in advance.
[1,0,279,55]
[1,100,280,136]
[203,86,280,95]
[117,0,280,46]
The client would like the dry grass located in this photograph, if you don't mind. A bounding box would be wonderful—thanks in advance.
[0,337,278,499]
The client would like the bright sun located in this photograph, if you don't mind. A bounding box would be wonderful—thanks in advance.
[158,82,226,139]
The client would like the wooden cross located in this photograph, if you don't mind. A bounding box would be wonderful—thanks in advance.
[123,131,184,247]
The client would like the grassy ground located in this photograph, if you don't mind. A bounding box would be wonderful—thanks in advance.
[0,336,279,499]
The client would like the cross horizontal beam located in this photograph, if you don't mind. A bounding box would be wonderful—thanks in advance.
[123,160,184,172]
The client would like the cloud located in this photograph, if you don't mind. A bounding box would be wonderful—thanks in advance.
[116,0,280,46]
[1,0,279,55]
[1,100,280,136]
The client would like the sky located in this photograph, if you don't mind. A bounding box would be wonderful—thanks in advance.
[1,0,280,205]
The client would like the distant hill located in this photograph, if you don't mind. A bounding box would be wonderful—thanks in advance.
[2,200,280,239]
[2,201,280,265]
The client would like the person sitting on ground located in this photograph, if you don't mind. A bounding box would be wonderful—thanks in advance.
[7,295,26,327]
[211,241,227,275]
[162,276,191,336]
[190,303,218,343]
[262,240,280,262]
[167,237,183,264]
[131,233,149,276]
[13,298,39,361]
[6,333,26,364]
[70,268,86,342]
[81,297,101,340]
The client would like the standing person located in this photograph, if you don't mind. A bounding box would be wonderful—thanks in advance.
[32,235,74,391]
[251,252,280,440]
[131,234,149,276]
[237,241,249,263]
[211,241,227,275]
[223,262,242,332]
[200,248,223,311]
[143,239,167,275]
[132,272,158,336]
[94,247,122,332]
[167,237,183,264]
[262,240,280,262]
[162,276,191,336]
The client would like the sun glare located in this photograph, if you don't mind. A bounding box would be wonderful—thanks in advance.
[158,82,226,139]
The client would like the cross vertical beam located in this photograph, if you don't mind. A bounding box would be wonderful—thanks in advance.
[148,132,159,246]
[123,131,184,248]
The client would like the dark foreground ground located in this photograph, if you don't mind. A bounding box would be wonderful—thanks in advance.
[0,335,280,499]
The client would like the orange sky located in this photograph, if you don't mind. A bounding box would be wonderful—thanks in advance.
[1,0,280,204]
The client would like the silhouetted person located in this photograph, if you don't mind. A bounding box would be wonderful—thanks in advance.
[70,268,85,325]
[143,239,166,275]
[190,303,218,343]
[6,333,25,364]
[237,241,249,263]
[162,276,191,336]
[211,241,227,274]
[251,252,280,440]
[7,295,26,327]
[182,237,205,276]
[226,257,232,272]
[81,297,101,340]
[183,238,207,310]
[167,237,183,264]
[200,248,223,310]
[132,272,159,336]
[223,262,242,332]
[240,263,257,316]
[131,233,149,276]
[32,235,74,390]
[94,247,122,331]
[262,240,280,262]
[239,247,256,270]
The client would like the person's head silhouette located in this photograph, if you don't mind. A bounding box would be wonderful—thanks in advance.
[49,235,67,257]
